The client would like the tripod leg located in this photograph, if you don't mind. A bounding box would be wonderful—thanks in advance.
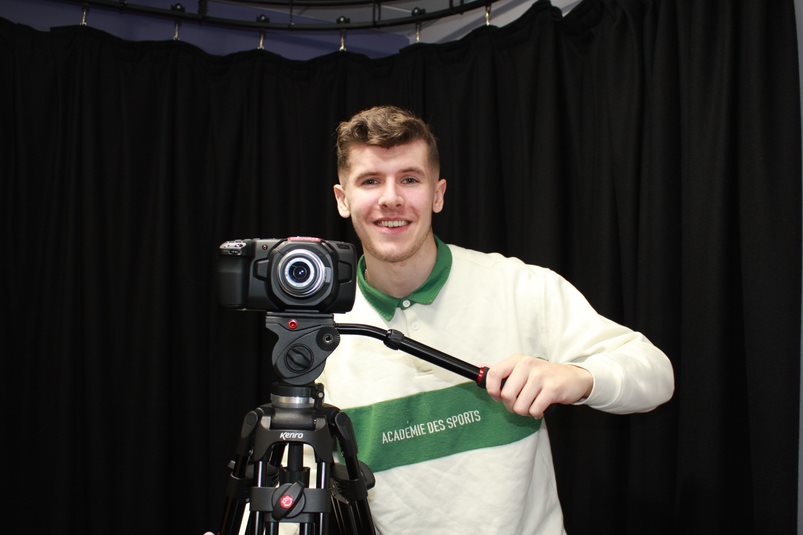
[219,411,286,535]
[249,459,271,535]
[219,411,261,535]
[329,410,376,535]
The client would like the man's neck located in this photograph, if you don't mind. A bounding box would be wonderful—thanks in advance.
[364,236,438,298]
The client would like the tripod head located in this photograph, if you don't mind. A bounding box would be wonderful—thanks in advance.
[265,312,341,386]
[265,311,490,389]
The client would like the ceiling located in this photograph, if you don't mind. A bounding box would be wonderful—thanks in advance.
[33,0,582,57]
[369,0,581,45]
[214,0,582,45]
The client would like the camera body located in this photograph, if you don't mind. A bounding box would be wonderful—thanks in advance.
[217,237,356,313]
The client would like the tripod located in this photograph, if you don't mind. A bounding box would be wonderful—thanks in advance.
[215,312,489,535]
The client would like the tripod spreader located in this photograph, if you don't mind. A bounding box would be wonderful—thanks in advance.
[334,323,490,388]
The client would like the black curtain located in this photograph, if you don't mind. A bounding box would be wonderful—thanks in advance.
[2,0,800,533]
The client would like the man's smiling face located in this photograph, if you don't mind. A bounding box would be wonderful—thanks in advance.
[334,139,446,266]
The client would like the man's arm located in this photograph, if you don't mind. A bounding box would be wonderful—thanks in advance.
[487,268,674,418]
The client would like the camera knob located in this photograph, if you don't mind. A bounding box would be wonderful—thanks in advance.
[285,345,314,372]
[316,327,340,350]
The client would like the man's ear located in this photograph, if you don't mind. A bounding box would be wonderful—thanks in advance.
[433,178,447,213]
[333,183,351,218]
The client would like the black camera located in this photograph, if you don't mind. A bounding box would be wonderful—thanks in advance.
[217,237,357,313]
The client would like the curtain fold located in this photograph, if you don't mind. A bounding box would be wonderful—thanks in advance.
[2,1,799,533]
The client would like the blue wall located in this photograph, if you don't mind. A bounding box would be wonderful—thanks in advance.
[0,0,410,58]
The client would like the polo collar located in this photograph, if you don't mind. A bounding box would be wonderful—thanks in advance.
[358,236,452,321]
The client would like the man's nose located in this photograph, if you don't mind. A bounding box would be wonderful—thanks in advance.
[379,181,403,207]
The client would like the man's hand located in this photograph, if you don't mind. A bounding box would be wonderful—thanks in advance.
[485,356,594,419]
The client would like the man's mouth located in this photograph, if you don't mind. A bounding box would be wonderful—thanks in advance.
[377,220,409,228]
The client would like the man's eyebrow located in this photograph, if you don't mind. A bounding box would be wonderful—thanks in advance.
[352,166,426,181]
[399,166,426,175]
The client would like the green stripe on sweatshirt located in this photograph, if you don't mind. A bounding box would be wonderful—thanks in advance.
[343,382,541,473]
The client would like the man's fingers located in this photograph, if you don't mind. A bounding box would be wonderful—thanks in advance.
[488,357,592,419]
[485,356,519,398]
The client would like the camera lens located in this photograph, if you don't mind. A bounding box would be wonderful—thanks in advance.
[278,249,326,298]
[288,261,310,284]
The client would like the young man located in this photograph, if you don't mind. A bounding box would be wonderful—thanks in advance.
[321,105,674,533]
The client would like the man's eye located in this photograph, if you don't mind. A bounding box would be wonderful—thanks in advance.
[401,176,420,184]
[361,178,379,186]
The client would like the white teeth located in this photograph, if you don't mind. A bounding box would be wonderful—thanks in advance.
[379,220,407,228]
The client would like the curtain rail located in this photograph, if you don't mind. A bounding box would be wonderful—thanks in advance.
[55,0,501,32]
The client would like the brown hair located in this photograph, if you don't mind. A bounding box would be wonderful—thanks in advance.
[336,105,440,173]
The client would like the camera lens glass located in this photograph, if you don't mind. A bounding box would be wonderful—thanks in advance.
[288,261,311,284]
[278,249,326,298]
